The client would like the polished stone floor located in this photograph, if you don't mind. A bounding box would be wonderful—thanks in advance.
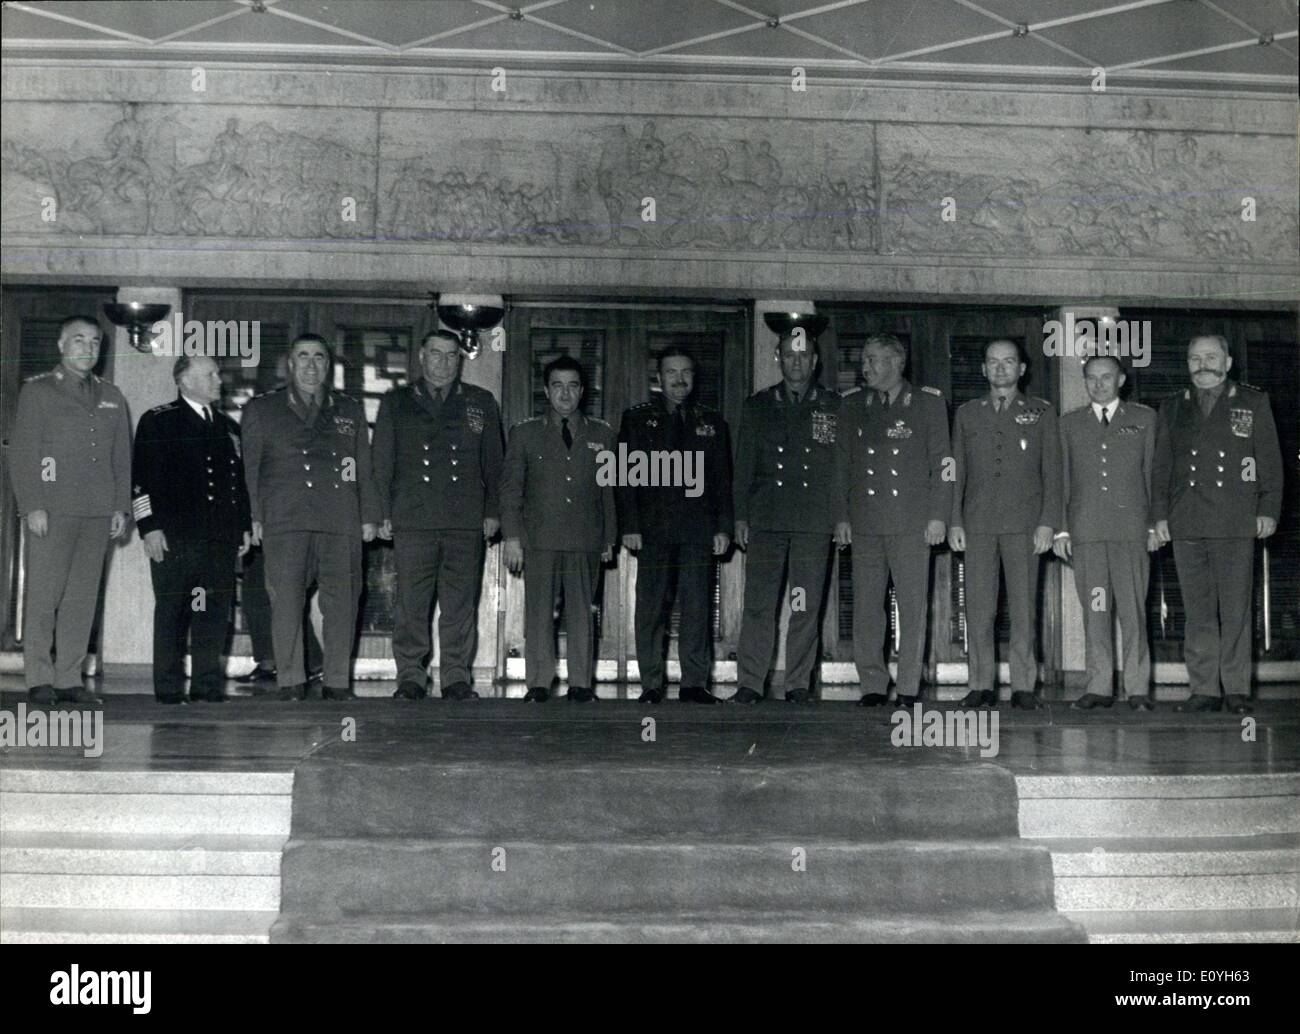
[2,675,1296,778]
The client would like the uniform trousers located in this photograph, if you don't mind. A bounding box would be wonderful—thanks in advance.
[392,529,484,689]
[737,530,831,695]
[851,533,931,697]
[524,549,601,691]
[149,536,237,699]
[263,530,363,689]
[23,514,109,690]
[965,532,1039,694]
[1071,539,1151,698]
[634,540,713,692]
[1173,538,1255,698]
[242,548,322,671]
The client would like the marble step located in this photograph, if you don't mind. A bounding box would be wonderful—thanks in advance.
[0,790,292,836]
[280,837,1057,918]
[0,872,280,911]
[0,769,293,795]
[0,831,286,876]
[0,907,275,944]
[1065,907,1300,944]
[273,909,1087,944]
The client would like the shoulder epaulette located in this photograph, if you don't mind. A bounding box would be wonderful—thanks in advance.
[148,400,180,415]
[1031,397,1053,408]
[1237,382,1265,394]
[24,371,55,383]
[920,386,942,397]
[251,386,288,400]
[589,417,612,428]
[1063,404,1090,417]
[841,386,863,398]
[511,416,544,431]
[630,399,656,411]
[1127,401,1154,411]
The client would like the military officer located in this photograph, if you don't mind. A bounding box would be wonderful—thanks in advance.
[731,331,840,704]
[372,330,504,701]
[616,347,733,705]
[132,355,252,703]
[10,315,130,705]
[1054,355,1159,711]
[241,335,381,700]
[948,339,1061,710]
[834,334,951,707]
[1152,334,1283,715]
[501,356,617,703]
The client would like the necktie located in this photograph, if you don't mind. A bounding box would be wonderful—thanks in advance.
[996,397,1005,413]
[1198,390,1216,418]
[1100,408,1110,427]
[203,405,213,426]
[879,391,891,410]
[561,417,573,450]
[670,407,686,450]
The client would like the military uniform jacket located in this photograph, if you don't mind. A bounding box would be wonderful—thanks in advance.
[1152,382,1283,539]
[836,381,952,534]
[951,393,1061,534]
[733,382,840,534]
[241,386,382,538]
[615,395,733,544]
[500,413,618,553]
[371,379,504,533]
[131,398,251,544]
[9,365,131,518]
[1059,402,1155,543]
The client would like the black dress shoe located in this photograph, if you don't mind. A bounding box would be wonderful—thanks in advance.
[323,685,354,700]
[728,687,764,704]
[190,690,225,703]
[1071,693,1113,711]
[894,692,919,707]
[1225,694,1253,715]
[1127,694,1155,711]
[277,683,304,701]
[1175,693,1222,713]
[638,688,664,704]
[393,680,427,701]
[234,666,276,686]
[960,689,993,707]
[522,686,550,703]
[784,688,812,703]
[442,682,480,701]
[28,685,56,705]
[155,693,186,705]
[300,682,322,701]
[857,692,888,708]
[679,686,718,704]
[58,686,103,706]
[1011,691,1042,710]
[567,687,597,703]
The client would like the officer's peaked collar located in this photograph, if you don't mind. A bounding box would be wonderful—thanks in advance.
[775,382,820,403]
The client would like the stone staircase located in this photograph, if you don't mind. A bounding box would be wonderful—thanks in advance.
[1018,773,1300,943]
[0,768,293,943]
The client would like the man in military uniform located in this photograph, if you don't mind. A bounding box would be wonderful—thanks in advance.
[948,339,1061,710]
[1152,334,1283,715]
[1054,354,1159,711]
[132,355,252,703]
[616,347,733,705]
[731,332,840,704]
[10,315,130,705]
[834,334,951,707]
[241,335,380,700]
[373,330,504,701]
[501,356,617,703]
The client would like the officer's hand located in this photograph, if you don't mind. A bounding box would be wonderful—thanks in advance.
[833,521,852,548]
[503,538,524,575]
[622,533,642,553]
[361,523,377,543]
[26,509,49,538]
[924,520,946,547]
[1146,530,1161,553]
[712,532,731,556]
[483,517,500,542]
[377,519,393,541]
[1257,516,1277,539]
[1032,525,1053,555]
[110,512,127,539]
[238,531,252,558]
[601,545,614,564]
[1155,520,1171,545]
[948,526,966,552]
[251,521,263,547]
[1052,534,1072,562]
[735,521,750,550]
[143,529,168,563]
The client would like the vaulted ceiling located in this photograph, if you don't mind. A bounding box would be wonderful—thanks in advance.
[3,0,1297,93]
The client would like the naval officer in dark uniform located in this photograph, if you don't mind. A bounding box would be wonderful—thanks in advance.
[372,330,504,701]
[1152,334,1283,714]
[132,355,251,703]
[241,335,381,700]
[948,339,1061,710]
[1054,354,1159,711]
[731,332,840,704]
[616,347,733,705]
[834,334,951,707]
[10,315,130,705]
[501,356,617,703]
